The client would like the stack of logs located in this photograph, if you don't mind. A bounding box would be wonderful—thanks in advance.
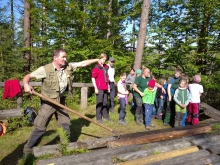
[35,123,220,165]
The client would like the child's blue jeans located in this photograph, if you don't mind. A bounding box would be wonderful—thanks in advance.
[156,98,164,115]
[119,98,126,120]
[144,103,153,126]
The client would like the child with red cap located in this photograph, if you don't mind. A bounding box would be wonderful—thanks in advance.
[187,75,203,125]
[142,79,157,130]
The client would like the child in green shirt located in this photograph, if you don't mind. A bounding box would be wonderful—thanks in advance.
[142,79,157,130]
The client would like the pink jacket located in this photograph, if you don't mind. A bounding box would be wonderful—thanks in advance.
[92,64,109,90]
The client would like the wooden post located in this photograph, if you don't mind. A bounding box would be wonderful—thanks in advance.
[81,87,88,109]
[17,96,23,108]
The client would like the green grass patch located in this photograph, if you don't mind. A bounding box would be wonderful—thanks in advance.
[152,150,161,155]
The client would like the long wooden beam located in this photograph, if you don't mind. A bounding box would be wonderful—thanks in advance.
[107,124,212,148]
[0,108,23,119]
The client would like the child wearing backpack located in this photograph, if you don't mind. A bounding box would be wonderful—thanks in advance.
[163,68,182,126]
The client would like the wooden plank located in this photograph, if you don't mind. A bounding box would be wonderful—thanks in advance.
[0,108,23,119]
[74,156,112,165]
[107,125,212,148]
[179,155,220,165]
[116,141,192,161]
[190,134,220,146]
[147,150,210,165]
[200,102,220,121]
[207,144,220,154]
[115,146,199,165]
[199,141,220,149]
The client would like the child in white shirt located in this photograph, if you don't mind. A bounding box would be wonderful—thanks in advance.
[117,73,129,125]
[187,75,204,125]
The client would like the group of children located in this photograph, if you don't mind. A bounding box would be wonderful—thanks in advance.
[116,68,204,131]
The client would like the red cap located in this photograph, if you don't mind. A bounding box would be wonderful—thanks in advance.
[148,79,155,88]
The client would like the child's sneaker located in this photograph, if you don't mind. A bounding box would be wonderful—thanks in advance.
[163,122,168,126]
[118,120,127,125]
[150,123,155,127]
[145,126,150,130]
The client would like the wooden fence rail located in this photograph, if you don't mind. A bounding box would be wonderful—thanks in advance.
[0,82,94,109]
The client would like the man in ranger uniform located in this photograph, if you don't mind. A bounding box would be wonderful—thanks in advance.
[23,49,99,155]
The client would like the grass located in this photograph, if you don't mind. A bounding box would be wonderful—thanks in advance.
[0,99,175,165]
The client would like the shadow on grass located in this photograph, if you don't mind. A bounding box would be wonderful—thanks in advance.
[0,114,96,165]
[69,114,95,142]
[0,142,26,165]
[0,129,59,165]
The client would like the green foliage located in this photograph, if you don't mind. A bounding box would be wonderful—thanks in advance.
[0,89,18,110]
[57,127,90,156]
[17,154,36,165]
[145,143,150,149]
[152,150,161,155]
[211,123,220,134]
[57,127,69,155]
[87,94,96,106]
[7,117,23,132]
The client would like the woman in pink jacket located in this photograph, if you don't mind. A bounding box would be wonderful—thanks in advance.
[92,54,112,124]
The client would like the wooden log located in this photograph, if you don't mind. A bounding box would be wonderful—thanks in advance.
[115,124,212,140]
[190,134,220,146]
[207,144,220,154]
[34,132,211,158]
[147,150,210,165]
[114,146,199,165]
[178,155,220,165]
[199,141,220,149]
[33,136,118,157]
[200,102,220,121]
[107,125,212,148]
[74,156,112,165]
[35,133,217,165]
[36,143,149,165]
[0,108,23,120]
[116,141,191,161]
[212,161,220,165]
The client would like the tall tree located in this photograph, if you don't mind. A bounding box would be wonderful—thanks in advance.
[23,0,31,73]
[133,0,151,70]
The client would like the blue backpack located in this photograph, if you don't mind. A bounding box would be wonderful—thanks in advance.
[24,107,37,125]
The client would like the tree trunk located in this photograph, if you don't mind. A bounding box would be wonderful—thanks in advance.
[10,0,14,46]
[23,0,31,73]
[106,0,112,39]
[133,0,150,70]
